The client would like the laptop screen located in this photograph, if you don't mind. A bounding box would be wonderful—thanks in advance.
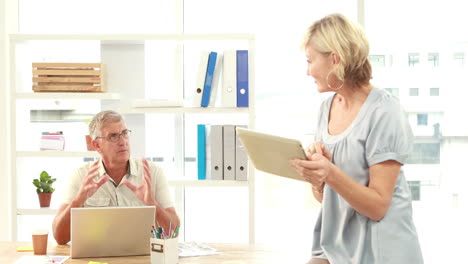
[71,206,155,258]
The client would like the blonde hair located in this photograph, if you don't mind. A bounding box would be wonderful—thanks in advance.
[302,13,372,88]
[89,110,123,139]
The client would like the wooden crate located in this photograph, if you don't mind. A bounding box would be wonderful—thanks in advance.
[32,63,106,92]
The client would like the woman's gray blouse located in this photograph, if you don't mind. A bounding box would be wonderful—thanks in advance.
[312,88,423,263]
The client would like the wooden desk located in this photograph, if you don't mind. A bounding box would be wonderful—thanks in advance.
[1,241,311,263]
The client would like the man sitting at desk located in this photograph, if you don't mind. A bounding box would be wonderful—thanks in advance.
[52,110,180,245]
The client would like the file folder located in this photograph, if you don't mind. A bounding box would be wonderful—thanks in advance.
[193,51,210,107]
[201,51,218,107]
[235,125,248,181]
[197,124,206,180]
[223,125,236,180]
[236,50,249,107]
[208,125,224,180]
[205,125,213,180]
[209,53,223,107]
[221,50,237,107]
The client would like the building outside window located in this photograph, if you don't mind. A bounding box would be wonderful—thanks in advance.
[408,52,420,66]
[454,52,464,67]
[417,113,428,126]
[369,55,385,67]
[430,87,439,96]
[428,52,439,67]
[407,142,440,164]
[384,88,399,97]
[410,87,419,96]
[407,180,421,201]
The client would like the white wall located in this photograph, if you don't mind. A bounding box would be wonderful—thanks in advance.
[1,0,18,241]
[0,0,9,240]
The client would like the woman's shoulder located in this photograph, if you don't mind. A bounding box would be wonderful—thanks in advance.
[368,88,407,115]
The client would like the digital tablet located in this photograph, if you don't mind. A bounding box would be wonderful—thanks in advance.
[236,127,307,182]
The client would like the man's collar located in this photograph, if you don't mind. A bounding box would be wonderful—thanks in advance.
[97,159,107,178]
[97,158,133,179]
[128,158,138,178]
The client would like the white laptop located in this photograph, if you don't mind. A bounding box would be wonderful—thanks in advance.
[71,206,155,258]
[236,127,307,182]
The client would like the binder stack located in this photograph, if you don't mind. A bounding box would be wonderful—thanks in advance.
[197,124,248,181]
[193,50,249,108]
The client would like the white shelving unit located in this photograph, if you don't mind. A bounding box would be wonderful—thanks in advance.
[9,33,256,242]
[17,151,100,158]
[15,92,120,100]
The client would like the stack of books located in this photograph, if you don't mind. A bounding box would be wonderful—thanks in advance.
[40,131,65,151]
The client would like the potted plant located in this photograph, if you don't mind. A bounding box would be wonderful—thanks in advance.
[32,171,56,207]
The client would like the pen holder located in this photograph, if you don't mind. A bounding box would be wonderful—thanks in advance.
[150,237,179,264]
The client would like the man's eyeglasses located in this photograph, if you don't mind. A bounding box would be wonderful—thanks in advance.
[95,130,132,143]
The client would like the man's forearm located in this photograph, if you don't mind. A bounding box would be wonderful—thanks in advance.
[52,198,85,245]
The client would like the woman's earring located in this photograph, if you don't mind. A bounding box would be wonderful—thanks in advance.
[326,71,344,90]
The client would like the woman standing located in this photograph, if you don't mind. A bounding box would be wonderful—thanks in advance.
[290,14,423,263]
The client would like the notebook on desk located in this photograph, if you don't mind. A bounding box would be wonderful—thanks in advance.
[70,206,155,258]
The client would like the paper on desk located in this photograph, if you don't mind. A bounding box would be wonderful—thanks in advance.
[14,255,69,264]
[178,241,219,257]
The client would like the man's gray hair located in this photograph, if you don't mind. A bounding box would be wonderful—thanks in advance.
[89,110,123,139]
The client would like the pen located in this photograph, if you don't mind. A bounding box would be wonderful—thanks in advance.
[152,225,159,239]
[159,227,165,239]
[168,222,172,239]
[172,225,180,238]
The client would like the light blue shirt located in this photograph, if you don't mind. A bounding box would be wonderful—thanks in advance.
[312,88,423,263]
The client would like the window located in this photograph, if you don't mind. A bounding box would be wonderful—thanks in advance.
[407,181,421,201]
[454,52,464,67]
[433,123,440,137]
[417,113,428,126]
[369,55,385,67]
[407,142,440,164]
[366,0,468,261]
[428,52,439,66]
[384,88,399,97]
[409,88,419,96]
[408,53,420,66]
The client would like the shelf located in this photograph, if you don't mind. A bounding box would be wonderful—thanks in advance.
[17,151,99,158]
[168,179,248,187]
[10,33,255,42]
[129,107,250,114]
[15,92,120,100]
[17,208,58,215]
[9,31,256,243]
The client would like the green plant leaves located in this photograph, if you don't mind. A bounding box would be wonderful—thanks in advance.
[33,170,56,193]
[40,171,49,182]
